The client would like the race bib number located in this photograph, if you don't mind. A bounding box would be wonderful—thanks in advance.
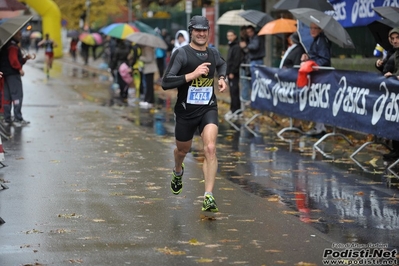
[187,86,213,105]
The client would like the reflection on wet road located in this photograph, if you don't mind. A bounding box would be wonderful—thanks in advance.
[215,122,399,249]
[58,60,399,250]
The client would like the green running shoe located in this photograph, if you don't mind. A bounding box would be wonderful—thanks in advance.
[202,194,219,212]
[171,163,184,195]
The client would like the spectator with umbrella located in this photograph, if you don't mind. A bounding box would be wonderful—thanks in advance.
[0,29,35,126]
[299,22,331,136]
[290,7,355,136]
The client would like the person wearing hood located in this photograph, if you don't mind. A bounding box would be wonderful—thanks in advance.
[224,29,242,121]
[171,30,189,54]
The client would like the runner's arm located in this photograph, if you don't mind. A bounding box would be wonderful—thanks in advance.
[161,48,187,90]
[214,49,227,78]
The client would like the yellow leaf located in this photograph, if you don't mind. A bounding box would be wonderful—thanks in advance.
[126,195,145,199]
[195,258,213,263]
[156,247,186,255]
[188,238,205,245]
[265,146,279,152]
[368,157,379,167]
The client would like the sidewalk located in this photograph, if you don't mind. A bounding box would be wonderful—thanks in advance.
[0,53,337,265]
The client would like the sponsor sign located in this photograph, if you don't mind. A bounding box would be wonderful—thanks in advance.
[251,66,399,141]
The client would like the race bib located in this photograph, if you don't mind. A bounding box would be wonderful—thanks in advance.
[187,86,213,105]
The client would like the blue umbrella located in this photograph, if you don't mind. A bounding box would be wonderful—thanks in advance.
[297,20,312,53]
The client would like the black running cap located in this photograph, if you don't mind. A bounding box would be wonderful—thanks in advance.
[188,15,210,30]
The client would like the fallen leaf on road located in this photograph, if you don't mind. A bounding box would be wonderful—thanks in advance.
[195,258,213,263]
[367,157,378,167]
[156,247,186,255]
[265,249,282,253]
[24,229,43,234]
[218,239,239,243]
[68,259,84,263]
[282,210,300,215]
[126,195,145,199]
[339,219,355,223]
[58,213,82,219]
[188,239,205,245]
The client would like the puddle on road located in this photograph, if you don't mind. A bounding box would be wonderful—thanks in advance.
[59,62,399,249]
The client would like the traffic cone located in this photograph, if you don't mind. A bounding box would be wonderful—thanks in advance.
[0,137,5,166]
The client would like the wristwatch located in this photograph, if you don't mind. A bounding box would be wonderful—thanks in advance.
[218,76,227,82]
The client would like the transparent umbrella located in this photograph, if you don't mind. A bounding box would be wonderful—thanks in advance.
[217,9,255,26]
[125,32,167,49]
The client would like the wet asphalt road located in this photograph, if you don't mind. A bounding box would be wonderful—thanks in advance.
[0,54,399,265]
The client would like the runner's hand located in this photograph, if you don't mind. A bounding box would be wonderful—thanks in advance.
[194,62,211,79]
[218,77,227,93]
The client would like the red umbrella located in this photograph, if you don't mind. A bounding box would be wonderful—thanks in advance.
[0,0,27,11]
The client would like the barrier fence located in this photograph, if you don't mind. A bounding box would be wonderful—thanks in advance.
[233,64,399,173]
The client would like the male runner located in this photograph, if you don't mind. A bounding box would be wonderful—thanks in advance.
[161,15,227,212]
[38,34,57,78]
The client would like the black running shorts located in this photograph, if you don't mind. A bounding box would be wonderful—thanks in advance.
[175,109,219,142]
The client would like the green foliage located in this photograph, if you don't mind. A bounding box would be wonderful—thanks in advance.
[53,0,127,29]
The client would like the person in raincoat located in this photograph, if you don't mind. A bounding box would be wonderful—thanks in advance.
[171,30,189,54]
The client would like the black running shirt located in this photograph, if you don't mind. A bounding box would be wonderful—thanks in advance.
[162,45,227,120]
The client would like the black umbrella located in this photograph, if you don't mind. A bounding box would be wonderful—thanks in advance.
[0,15,32,49]
[273,0,334,11]
[367,19,396,51]
[238,9,273,28]
[373,6,399,24]
[67,29,79,38]
[289,8,355,49]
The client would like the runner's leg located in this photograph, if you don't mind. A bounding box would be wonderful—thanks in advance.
[201,123,218,193]
[174,140,191,173]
